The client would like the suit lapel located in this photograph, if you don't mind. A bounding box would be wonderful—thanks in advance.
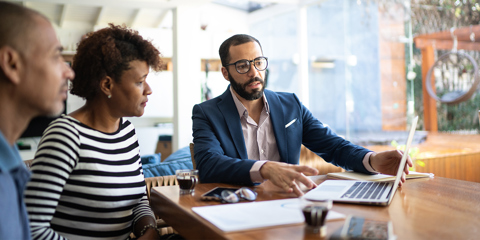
[265,90,288,162]
[217,87,248,159]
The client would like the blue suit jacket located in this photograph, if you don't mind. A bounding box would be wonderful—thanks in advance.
[192,87,370,185]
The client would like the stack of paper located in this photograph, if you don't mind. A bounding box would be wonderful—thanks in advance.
[192,198,345,232]
[327,171,434,182]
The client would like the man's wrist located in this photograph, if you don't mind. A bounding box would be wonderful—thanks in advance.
[250,160,268,183]
[369,153,377,171]
[362,152,377,173]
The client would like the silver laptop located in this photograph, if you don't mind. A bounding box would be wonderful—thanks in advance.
[304,116,418,206]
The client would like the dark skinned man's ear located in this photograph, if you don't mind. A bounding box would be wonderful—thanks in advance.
[0,46,22,85]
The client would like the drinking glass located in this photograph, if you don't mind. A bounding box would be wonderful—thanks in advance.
[301,198,333,236]
[176,169,198,194]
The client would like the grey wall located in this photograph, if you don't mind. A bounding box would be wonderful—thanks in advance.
[250,0,382,135]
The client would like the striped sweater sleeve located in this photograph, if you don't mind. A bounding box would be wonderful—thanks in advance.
[131,130,155,229]
[25,118,80,240]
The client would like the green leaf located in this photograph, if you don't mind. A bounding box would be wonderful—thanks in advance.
[409,147,420,158]
[455,8,462,17]
[416,160,426,167]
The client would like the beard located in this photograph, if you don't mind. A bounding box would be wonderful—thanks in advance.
[228,71,265,100]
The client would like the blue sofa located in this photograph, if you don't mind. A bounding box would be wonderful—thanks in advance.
[141,146,193,178]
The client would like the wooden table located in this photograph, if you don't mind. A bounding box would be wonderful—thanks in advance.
[150,176,480,240]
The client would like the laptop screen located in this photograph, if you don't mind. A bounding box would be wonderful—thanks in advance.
[388,116,418,203]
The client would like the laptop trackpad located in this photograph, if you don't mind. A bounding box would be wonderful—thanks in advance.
[304,182,352,201]
[317,185,347,192]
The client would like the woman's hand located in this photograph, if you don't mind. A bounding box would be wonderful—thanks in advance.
[134,216,160,240]
[137,227,160,240]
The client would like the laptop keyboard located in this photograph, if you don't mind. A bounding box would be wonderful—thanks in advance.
[341,182,389,200]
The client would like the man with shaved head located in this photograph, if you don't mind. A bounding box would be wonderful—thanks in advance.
[0,2,74,239]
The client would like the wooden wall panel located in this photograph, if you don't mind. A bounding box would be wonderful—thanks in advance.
[420,46,438,131]
[415,152,480,183]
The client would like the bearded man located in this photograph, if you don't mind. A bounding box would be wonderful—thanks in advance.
[191,34,411,196]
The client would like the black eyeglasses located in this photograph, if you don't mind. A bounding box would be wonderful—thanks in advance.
[224,57,268,74]
[214,187,257,203]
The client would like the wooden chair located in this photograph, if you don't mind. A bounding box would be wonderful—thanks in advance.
[299,145,344,175]
[144,175,179,235]
[189,143,196,169]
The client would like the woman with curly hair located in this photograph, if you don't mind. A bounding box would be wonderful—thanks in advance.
[25,24,163,240]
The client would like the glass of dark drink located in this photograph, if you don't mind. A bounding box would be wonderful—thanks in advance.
[301,199,332,236]
[176,169,198,194]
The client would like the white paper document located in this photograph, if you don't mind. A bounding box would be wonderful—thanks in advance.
[192,198,345,232]
[327,171,434,182]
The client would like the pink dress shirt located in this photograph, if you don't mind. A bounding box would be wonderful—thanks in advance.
[229,87,375,183]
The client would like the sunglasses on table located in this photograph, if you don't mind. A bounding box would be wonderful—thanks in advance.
[213,187,257,203]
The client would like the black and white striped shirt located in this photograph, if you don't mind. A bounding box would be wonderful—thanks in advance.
[25,115,154,240]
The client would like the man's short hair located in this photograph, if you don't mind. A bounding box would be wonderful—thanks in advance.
[0,2,42,51]
[219,34,262,67]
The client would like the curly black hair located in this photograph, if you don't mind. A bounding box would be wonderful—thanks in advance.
[71,24,162,100]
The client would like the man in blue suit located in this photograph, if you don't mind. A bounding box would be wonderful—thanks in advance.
[192,34,412,196]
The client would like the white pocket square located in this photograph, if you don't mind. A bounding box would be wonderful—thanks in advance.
[285,118,297,128]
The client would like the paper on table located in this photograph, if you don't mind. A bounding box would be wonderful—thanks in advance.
[192,198,345,232]
[327,171,434,182]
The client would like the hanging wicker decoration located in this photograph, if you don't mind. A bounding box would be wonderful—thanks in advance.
[425,50,480,104]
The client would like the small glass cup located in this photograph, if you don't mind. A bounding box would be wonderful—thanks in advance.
[301,198,333,237]
[176,169,198,195]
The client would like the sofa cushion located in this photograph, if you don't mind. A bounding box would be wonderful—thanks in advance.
[142,158,192,178]
[163,146,191,162]
[141,153,161,165]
